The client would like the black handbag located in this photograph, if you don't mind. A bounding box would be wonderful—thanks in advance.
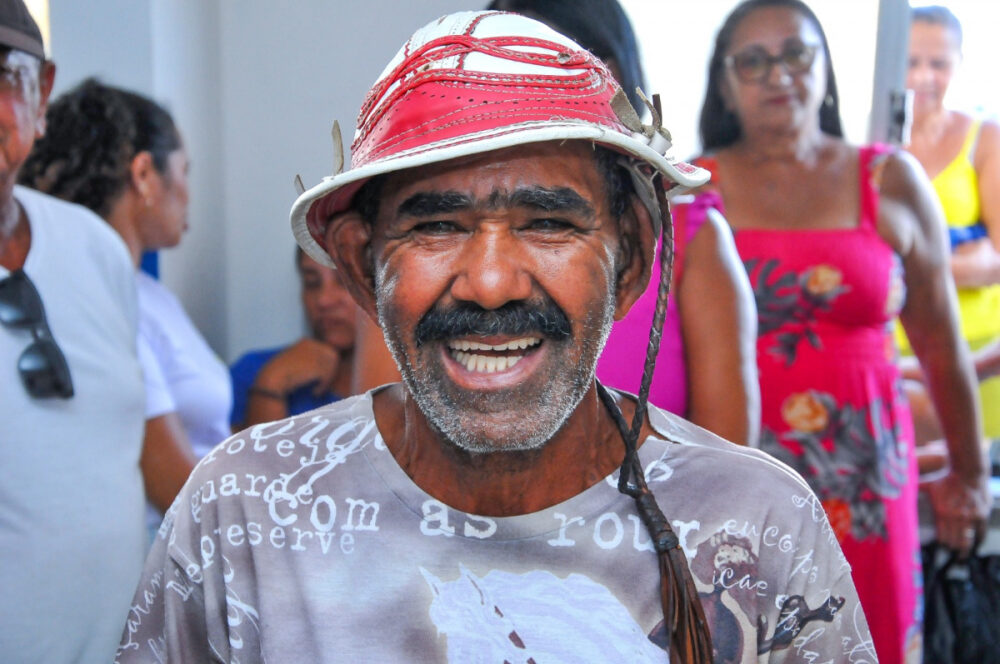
[921,542,1000,664]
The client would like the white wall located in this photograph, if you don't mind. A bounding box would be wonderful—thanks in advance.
[48,0,153,97]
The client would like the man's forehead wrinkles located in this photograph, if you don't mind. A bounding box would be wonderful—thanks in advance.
[397,186,596,218]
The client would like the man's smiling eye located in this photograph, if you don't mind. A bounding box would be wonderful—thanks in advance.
[412,220,461,234]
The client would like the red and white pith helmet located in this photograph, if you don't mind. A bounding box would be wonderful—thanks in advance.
[290,10,708,268]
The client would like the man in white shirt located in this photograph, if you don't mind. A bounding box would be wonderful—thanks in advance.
[0,2,147,662]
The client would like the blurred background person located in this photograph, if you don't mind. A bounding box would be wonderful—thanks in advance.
[21,79,231,536]
[909,339,1000,478]
[901,4,1000,452]
[0,3,148,661]
[229,246,357,428]
[695,0,989,661]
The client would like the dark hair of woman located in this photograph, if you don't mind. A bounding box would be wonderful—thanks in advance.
[485,0,647,112]
[911,5,963,50]
[699,0,844,151]
[20,77,181,219]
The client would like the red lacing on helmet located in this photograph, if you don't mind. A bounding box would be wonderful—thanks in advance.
[356,34,612,149]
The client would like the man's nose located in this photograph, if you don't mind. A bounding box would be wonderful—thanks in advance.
[449,226,532,310]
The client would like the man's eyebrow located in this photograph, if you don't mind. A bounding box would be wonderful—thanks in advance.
[396,187,596,219]
[498,187,595,219]
[397,192,473,217]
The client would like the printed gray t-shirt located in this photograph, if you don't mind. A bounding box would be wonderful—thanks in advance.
[117,390,875,663]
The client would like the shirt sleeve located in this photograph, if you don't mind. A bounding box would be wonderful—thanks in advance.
[115,516,211,663]
[138,332,176,419]
[758,497,877,663]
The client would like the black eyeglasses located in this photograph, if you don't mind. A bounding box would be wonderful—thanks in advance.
[0,269,74,398]
[724,40,819,84]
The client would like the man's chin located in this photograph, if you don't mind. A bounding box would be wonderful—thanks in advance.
[414,385,582,456]
[438,422,554,455]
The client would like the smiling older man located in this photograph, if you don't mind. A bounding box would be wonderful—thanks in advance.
[117,11,873,663]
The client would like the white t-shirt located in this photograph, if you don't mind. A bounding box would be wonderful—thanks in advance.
[136,270,232,460]
[1,186,147,664]
[117,391,875,663]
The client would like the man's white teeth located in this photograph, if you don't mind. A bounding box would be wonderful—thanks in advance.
[447,337,541,373]
[448,337,540,352]
[452,351,524,373]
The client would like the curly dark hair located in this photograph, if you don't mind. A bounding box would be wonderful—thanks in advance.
[20,78,181,219]
[698,0,843,151]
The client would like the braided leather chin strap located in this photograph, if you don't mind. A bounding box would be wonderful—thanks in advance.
[596,176,712,662]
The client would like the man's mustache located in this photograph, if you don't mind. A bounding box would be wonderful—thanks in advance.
[415,299,571,346]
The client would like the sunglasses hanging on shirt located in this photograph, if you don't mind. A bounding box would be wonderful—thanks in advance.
[0,269,74,399]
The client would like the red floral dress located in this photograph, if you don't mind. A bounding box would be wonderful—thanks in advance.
[698,146,920,664]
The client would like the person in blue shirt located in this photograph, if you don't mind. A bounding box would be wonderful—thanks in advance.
[230,247,357,427]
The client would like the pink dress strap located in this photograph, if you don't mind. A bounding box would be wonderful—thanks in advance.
[857,144,893,231]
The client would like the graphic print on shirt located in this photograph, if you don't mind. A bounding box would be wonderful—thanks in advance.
[684,529,847,663]
[115,396,877,663]
[745,258,850,366]
[421,566,667,661]
[259,415,379,526]
[759,388,907,541]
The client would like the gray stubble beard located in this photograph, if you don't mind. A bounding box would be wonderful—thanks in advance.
[375,275,617,455]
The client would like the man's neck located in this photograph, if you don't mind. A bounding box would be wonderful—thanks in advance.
[372,383,653,516]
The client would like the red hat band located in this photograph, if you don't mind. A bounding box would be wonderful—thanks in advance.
[352,34,627,169]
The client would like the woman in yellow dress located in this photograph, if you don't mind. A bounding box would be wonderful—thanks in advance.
[903,5,1000,445]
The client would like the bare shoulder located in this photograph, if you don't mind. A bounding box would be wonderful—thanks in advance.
[876,149,941,257]
[684,205,731,257]
[975,117,1000,164]
[878,148,927,199]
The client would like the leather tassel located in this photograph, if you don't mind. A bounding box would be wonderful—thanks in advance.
[595,175,714,662]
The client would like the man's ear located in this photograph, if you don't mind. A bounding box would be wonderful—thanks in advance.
[613,194,657,320]
[324,211,378,319]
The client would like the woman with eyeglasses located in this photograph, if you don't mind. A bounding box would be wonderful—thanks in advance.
[696,1,989,661]
[21,79,232,540]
